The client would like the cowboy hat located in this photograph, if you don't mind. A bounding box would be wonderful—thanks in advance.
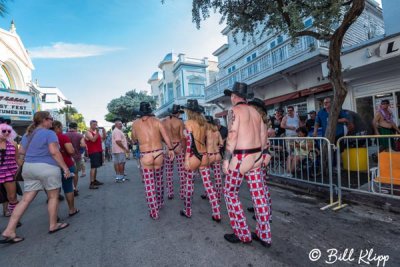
[183,99,204,114]
[224,82,254,99]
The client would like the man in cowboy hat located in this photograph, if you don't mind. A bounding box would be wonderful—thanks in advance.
[131,102,174,219]
[222,82,271,247]
[161,104,186,200]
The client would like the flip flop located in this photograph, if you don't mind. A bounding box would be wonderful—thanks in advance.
[48,222,70,234]
[0,236,25,244]
[69,209,80,217]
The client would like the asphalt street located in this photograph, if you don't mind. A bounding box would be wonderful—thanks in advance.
[1,159,399,267]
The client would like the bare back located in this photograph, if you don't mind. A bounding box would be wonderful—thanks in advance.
[227,104,265,174]
[132,116,166,169]
[162,116,185,154]
[207,129,222,164]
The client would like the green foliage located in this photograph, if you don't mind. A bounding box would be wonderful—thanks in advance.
[70,113,87,132]
[106,89,156,123]
[191,0,352,42]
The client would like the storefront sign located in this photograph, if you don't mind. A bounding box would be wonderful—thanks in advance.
[377,36,400,58]
[0,90,33,120]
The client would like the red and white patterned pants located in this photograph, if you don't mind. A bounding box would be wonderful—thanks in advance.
[164,157,174,198]
[176,153,185,200]
[261,167,272,218]
[142,168,159,219]
[211,161,223,203]
[224,155,271,243]
[183,169,195,217]
[154,167,164,208]
[200,167,221,220]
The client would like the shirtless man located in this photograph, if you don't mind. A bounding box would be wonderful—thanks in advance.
[161,105,185,200]
[131,102,174,220]
[180,99,221,222]
[201,116,224,202]
[223,82,271,247]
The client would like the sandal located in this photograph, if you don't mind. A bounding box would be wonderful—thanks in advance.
[0,235,25,244]
[69,209,80,217]
[48,222,70,234]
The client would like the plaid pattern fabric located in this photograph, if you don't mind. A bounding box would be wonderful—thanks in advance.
[154,167,164,208]
[211,161,223,203]
[183,169,195,217]
[200,167,221,220]
[164,157,174,198]
[142,168,159,219]
[175,153,185,200]
[261,168,272,219]
[224,155,271,243]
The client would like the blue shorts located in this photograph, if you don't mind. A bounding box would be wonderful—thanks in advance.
[61,166,76,194]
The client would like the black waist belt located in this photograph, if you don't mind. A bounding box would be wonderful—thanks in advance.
[262,149,269,154]
[233,147,262,155]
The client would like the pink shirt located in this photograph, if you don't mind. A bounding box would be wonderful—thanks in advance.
[112,128,127,154]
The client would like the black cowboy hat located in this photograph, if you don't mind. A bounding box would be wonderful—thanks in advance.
[169,104,184,114]
[183,99,204,114]
[205,115,214,124]
[138,102,154,116]
[224,82,254,99]
[248,98,267,114]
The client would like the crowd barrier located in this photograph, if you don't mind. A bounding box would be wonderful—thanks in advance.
[267,137,337,209]
[267,135,400,211]
[333,135,400,210]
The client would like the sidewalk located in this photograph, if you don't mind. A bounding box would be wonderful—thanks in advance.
[1,159,399,267]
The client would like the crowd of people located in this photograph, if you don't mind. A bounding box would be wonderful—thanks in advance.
[1,81,399,247]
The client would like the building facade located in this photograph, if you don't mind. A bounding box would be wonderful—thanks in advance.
[36,84,72,126]
[0,21,40,133]
[149,53,218,117]
[204,0,384,125]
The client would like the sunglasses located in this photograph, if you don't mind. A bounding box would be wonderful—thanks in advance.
[1,130,11,134]
[46,117,54,121]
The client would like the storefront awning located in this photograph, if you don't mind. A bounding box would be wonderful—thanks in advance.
[264,83,332,105]
[215,110,228,118]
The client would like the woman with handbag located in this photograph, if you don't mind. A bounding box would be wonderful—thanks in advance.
[0,122,19,217]
[1,111,71,244]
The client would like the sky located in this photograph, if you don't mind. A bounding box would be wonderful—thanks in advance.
[0,0,226,126]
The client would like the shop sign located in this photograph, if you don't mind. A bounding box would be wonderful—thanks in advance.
[377,36,400,58]
[0,90,33,120]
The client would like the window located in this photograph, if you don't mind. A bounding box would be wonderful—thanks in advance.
[188,83,204,97]
[277,35,283,44]
[304,18,313,28]
[167,83,174,102]
[246,52,257,63]
[41,94,46,102]
[270,41,276,49]
[175,82,182,98]
[227,65,236,74]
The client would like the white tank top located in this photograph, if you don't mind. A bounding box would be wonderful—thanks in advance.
[285,115,299,137]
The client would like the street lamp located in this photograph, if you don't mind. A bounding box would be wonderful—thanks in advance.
[65,100,72,129]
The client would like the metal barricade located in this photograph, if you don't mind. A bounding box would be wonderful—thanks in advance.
[267,137,336,209]
[334,135,400,210]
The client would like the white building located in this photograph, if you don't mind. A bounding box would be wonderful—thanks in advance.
[149,53,218,117]
[36,84,72,125]
[0,21,40,133]
[204,0,384,123]
[323,0,400,130]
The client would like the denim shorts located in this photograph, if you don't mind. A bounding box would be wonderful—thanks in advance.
[61,166,76,194]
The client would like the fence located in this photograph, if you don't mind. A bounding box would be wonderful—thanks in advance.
[333,135,400,210]
[267,135,400,211]
[267,137,337,209]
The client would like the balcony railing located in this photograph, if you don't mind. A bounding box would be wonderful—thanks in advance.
[205,36,328,101]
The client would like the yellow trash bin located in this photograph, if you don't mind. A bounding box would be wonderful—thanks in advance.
[341,148,368,171]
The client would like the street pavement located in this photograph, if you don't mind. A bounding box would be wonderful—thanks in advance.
[1,158,400,267]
